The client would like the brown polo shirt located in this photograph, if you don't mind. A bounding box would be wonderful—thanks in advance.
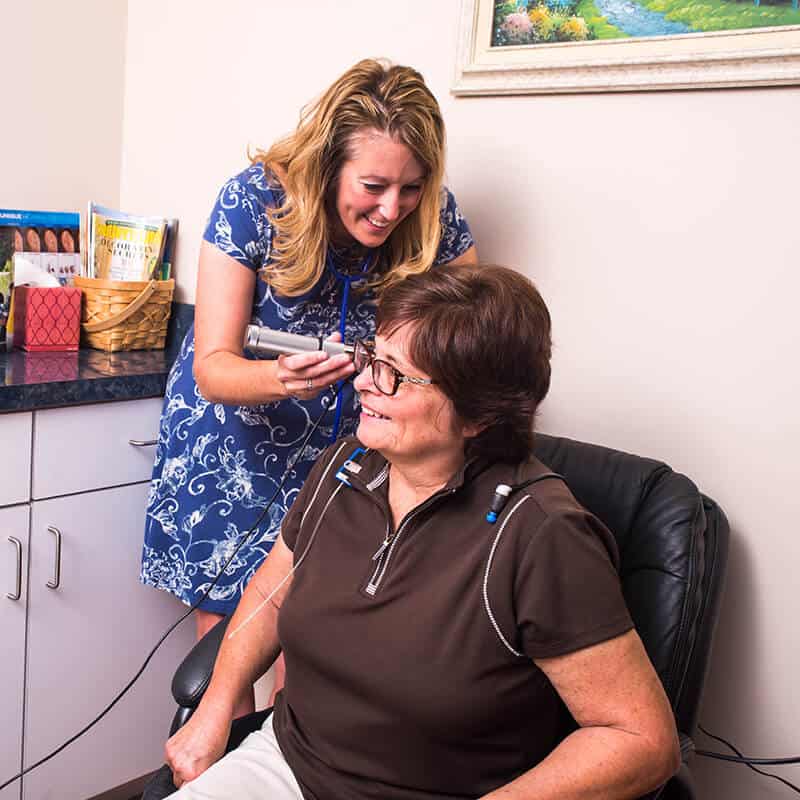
[273,437,633,800]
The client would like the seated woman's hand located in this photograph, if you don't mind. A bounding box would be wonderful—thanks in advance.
[276,332,356,400]
[165,703,232,788]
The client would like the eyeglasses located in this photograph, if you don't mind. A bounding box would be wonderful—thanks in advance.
[352,340,435,397]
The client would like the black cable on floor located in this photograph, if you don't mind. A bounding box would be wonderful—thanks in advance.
[697,724,800,795]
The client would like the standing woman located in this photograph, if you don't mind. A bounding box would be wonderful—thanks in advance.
[140,59,476,714]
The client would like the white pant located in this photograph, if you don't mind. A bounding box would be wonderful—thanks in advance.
[165,716,304,800]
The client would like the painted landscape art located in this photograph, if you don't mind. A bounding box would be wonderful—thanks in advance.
[492,0,800,43]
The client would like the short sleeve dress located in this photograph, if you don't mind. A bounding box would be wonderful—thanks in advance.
[139,164,474,614]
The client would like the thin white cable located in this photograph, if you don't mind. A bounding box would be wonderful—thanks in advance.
[482,494,531,658]
[227,441,350,639]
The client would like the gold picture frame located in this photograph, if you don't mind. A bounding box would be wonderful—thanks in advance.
[452,0,800,94]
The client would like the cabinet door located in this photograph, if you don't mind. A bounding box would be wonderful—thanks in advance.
[24,483,195,800]
[0,414,32,506]
[0,505,28,800]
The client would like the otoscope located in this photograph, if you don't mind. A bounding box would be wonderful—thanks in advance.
[244,324,355,358]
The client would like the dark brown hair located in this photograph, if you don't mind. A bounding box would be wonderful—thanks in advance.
[376,264,552,464]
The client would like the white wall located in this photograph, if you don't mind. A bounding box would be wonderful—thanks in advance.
[119,2,798,797]
[0,2,127,219]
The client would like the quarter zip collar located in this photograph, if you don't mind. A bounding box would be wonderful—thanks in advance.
[365,482,459,596]
[333,439,494,598]
[341,438,490,500]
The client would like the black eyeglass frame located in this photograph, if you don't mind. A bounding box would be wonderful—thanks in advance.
[353,339,435,397]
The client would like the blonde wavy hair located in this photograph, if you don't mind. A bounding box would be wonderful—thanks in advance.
[252,58,446,297]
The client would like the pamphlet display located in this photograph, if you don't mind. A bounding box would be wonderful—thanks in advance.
[86,202,176,282]
[0,209,81,346]
[1,204,176,352]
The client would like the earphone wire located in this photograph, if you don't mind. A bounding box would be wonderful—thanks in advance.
[0,386,340,792]
[697,724,800,794]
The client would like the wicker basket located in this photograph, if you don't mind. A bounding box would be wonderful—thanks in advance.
[74,276,174,352]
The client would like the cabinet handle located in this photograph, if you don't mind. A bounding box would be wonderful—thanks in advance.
[46,526,62,590]
[129,439,158,447]
[7,537,22,601]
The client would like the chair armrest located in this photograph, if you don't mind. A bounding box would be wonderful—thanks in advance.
[171,615,230,708]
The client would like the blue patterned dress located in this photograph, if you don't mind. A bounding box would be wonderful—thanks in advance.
[140,164,474,613]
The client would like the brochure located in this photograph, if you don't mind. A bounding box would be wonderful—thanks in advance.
[87,203,168,281]
[0,208,81,346]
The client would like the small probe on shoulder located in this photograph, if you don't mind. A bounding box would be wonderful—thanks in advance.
[486,484,512,523]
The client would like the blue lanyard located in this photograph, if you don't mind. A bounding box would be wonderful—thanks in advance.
[326,249,373,441]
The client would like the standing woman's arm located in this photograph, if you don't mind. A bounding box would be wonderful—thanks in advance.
[193,241,355,405]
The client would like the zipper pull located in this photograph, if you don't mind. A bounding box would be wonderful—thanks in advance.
[372,537,392,561]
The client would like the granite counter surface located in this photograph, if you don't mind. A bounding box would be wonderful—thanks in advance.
[0,302,193,413]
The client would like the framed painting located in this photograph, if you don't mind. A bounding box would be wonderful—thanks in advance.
[452,0,800,93]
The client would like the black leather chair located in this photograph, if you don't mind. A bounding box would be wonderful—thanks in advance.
[144,433,729,800]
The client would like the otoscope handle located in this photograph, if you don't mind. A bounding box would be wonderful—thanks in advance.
[244,324,353,358]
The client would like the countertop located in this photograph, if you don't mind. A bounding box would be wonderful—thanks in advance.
[0,303,193,413]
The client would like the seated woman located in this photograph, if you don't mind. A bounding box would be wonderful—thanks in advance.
[164,264,680,800]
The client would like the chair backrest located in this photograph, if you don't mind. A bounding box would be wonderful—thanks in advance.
[533,433,729,736]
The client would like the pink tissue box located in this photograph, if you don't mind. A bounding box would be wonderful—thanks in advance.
[14,286,82,352]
